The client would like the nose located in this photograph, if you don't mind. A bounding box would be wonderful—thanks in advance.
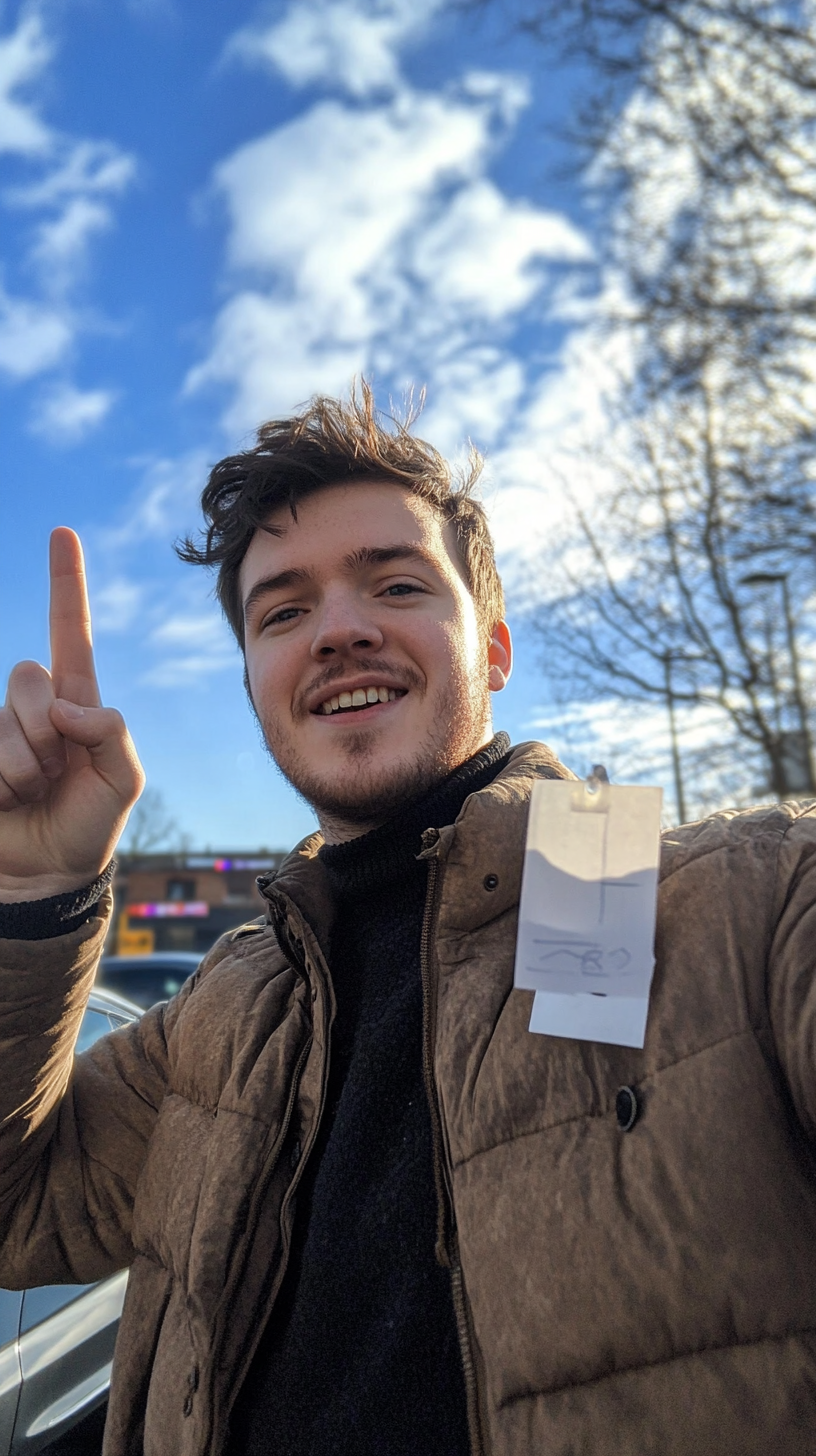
[310,589,384,660]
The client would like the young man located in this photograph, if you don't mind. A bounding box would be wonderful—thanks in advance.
[2,390,816,1456]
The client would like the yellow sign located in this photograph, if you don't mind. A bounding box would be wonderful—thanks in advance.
[116,912,154,956]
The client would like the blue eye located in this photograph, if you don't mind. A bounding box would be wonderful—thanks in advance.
[266,607,301,626]
[384,583,420,597]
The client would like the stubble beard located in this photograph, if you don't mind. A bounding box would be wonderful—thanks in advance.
[255,659,492,830]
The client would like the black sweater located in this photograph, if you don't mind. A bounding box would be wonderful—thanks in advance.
[227,734,511,1456]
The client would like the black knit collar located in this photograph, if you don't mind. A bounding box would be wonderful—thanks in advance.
[318,733,511,897]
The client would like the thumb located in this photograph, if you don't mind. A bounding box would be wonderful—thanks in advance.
[51,699,145,802]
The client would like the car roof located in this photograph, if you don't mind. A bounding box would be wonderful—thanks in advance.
[89,984,144,1019]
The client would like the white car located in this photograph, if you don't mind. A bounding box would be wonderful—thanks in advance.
[0,986,141,1456]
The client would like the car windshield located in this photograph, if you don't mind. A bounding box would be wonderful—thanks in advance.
[97,961,194,1010]
[74,1006,116,1055]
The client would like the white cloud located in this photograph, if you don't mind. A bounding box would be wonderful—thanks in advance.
[31,380,116,442]
[6,137,136,207]
[31,196,112,279]
[0,285,71,376]
[183,0,609,682]
[141,652,239,687]
[213,93,500,281]
[0,12,136,397]
[412,178,590,321]
[187,288,366,428]
[88,472,240,684]
[142,610,240,688]
[92,577,144,632]
[145,610,239,686]
[99,450,211,548]
[151,611,232,651]
[0,11,51,156]
[227,0,441,98]
[482,317,636,588]
[188,70,591,443]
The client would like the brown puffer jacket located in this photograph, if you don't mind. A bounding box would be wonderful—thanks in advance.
[3,741,816,1456]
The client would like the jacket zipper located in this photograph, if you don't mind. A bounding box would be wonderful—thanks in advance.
[419,838,486,1456]
[206,913,330,1453]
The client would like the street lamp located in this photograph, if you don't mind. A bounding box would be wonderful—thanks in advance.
[739,571,815,796]
[662,652,687,824]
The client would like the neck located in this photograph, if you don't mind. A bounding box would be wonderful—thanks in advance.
[315,728,497,845]
[318,812,388,847]
[318,732,513,891]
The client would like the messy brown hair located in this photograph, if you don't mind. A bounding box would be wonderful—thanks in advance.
[177,382,504,647]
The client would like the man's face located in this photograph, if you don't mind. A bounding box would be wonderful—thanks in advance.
[239,481,510,838]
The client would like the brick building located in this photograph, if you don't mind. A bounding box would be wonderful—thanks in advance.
[109,851,286,956]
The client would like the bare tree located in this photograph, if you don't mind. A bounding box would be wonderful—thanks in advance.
[119,787,188,855]
[499,0,816,813]
[537,386,816,816]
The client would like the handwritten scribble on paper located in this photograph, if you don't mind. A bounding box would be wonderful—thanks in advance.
[531,937,633,990]
[514,780,662,1046]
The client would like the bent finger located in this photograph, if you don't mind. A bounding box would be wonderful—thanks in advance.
[0,768,22,811]
[6,660,66,777]
[0,704,52,805]
[50,700,145,806]
[49,528,101,709]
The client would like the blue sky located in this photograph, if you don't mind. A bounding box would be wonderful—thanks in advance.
[0,0,625,850]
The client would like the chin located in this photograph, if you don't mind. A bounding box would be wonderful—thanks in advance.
[261,679,492,826]
[272,731,467,826]
[303,758,445,825]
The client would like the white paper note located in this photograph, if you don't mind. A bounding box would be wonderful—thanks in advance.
[515,778,662,1048]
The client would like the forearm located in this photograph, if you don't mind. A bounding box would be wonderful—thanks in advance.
[0,896,118,1283]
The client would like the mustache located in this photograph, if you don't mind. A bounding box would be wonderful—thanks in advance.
[296,657,425,714]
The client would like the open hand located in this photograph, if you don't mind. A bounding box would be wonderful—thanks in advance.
[0,528,145,903]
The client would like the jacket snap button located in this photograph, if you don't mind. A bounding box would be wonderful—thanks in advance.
[483,873,499,891]
[616,1086,639,1131]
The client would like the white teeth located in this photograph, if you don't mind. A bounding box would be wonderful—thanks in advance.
[319,685,402,713]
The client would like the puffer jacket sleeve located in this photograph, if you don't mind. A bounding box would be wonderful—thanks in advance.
[0,891,190,1287]
[767,806,816,1143]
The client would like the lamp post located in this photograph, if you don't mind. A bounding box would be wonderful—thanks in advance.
[739,571,815,796]
[662,652,687,824]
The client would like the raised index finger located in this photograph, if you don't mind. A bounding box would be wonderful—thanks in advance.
[49,528,101,707]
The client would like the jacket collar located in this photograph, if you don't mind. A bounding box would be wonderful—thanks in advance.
[257,740,573,954]
[430,739,574,938]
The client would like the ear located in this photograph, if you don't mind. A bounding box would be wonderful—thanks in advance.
[487,620,512,692]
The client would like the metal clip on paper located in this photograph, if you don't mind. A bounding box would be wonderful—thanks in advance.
[571,763,611,814]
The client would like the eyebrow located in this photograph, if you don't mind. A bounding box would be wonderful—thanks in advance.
[242,545,439,623]
[341,544,438,572]
[243,567,310,623]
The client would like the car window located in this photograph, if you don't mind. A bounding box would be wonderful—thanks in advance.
[97,968,188,1010]
[20,1283,95,1335]
[0,1289,21,1349]
[73,1007,113,1056]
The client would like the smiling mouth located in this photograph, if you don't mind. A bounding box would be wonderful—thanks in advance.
[315,685,405,716]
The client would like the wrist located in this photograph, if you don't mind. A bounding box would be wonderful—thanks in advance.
[0,871,107,904]
[0,864,114,941]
